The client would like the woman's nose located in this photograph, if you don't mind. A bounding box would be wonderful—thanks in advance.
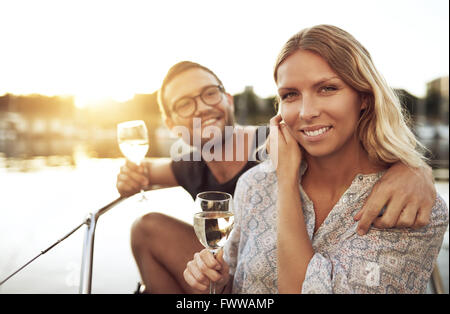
[299,97,320,120]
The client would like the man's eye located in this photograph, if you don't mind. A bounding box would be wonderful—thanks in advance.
[176,99,193,109]
[204,87,220,96]
[206,91,218,97]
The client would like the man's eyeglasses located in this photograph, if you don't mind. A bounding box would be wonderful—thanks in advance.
[172,85,225,118]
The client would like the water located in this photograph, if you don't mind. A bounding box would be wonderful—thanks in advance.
[0,159,448,293]
[0,157,194,293]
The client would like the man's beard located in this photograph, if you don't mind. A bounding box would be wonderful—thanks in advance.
[195,106,235,148]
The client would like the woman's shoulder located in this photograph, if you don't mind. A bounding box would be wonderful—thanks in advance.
[236,160,277,189]
[431,193,449,225]
[241,160,277,180]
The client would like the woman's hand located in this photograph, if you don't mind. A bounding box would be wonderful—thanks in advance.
[354,162,436,234]
[269,114,303,182]
[183,248,230,293]
[116,159,149,197]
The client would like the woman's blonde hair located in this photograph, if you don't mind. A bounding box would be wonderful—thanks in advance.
[274,24,428,168]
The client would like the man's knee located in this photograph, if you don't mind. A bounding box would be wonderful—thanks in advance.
[130,212,169,249]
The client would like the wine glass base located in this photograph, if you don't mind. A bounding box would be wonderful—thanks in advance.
[138,196,148,201]
[137,190,148,202]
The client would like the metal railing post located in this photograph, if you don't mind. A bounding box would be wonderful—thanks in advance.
[79,213,97,294]
[430,265,445,294]
[0,196,126,293]
[78,197,125,294]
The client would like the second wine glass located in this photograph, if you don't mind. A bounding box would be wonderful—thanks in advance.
[193,191,234,294]
[117,120,149,201]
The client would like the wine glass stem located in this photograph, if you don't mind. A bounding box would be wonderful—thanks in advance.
[136,161,147,201]
[209,249,217,294]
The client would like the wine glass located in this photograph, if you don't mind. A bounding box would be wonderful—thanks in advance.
[117,120,149,201]
[193,191,234,294]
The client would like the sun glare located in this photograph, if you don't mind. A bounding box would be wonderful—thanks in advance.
[74,92,135,109]
[0,0,447,103]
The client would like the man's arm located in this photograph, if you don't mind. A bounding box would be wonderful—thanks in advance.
[354,162,436,235]
[303,196,448,293]
[116,157,178,197]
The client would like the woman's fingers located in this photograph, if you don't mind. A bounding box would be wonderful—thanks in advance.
[183,266,208,292]
[279,122,296,144]
[269,113,283,127]
[269,114,282,143]
[195,251,222,282]
[187,257,209,285]
[269,114,289,148]
[268,114,303,175]
[215,249,230,276]
[183,249,227,292]
[269,115,281,168]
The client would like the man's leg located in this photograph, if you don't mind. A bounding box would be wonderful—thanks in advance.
[130,212,203,293]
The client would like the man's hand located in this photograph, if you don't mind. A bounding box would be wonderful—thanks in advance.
[116,159,149,197]
[354,162,436,235]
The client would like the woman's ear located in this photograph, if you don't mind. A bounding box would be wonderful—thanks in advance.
[360,94,369,111]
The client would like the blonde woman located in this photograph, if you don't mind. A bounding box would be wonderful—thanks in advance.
[183,25,448,293]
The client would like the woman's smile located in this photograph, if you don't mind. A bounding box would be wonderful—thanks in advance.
[299,125,333,142]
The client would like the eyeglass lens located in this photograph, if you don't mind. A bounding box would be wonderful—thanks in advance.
[174,86,223,118]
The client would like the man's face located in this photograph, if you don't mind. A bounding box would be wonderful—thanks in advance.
[164,68,235,147]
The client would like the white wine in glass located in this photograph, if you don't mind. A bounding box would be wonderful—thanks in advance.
[193,211,234,252]
[117,120,149,201]
[193,191,234,294]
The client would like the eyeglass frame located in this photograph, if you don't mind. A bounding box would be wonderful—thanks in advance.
[170,84,226,118]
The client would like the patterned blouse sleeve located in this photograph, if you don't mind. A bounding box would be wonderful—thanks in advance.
[302,195,449,294]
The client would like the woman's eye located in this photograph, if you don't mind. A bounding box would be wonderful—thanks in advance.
[281,92,298,101]
[320,86,338,93]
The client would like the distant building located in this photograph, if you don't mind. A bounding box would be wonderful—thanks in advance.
[425,76,449,124]
[0,94,11,112]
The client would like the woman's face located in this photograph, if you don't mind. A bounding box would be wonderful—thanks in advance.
[276,49,366,159]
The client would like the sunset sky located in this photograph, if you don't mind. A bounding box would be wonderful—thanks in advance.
[0,0,448,108]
